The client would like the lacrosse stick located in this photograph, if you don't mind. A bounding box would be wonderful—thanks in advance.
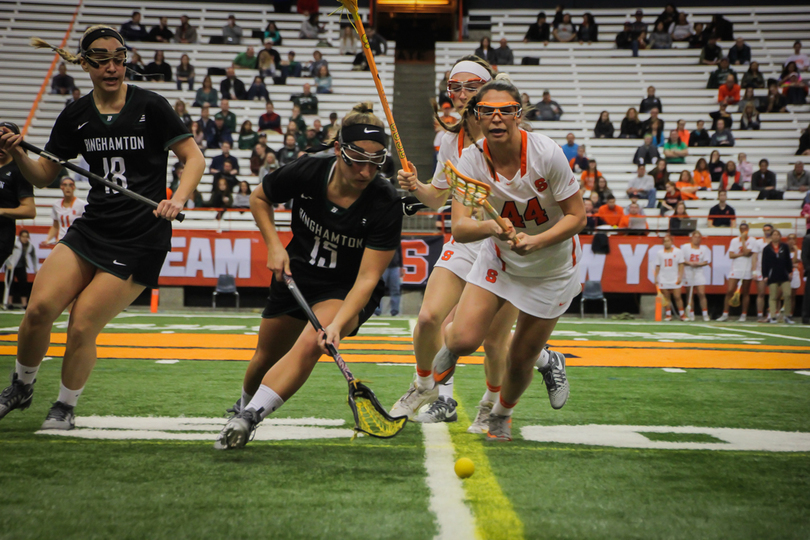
[334,0,410,173]
[0,122,184,222]
[686,284,694,319]
[656,285,670,308]
[729,281,742,307]
[283,273,407,439]
[442,160,518,244]
[2,261,11,308]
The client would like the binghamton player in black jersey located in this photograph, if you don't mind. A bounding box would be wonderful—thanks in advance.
[215,102,402,450]
[0,26,204,430]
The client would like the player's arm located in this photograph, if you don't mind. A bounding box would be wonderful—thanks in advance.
[44,220,59,245]
[250,183,289,281]
[156,137,204,221]
[510,192,586,255]
[654,263,661,284]
[449,197,511,243]
[677,262,684,284]
[0,129,61,188]
[0,197,35,220]
[397,162,449,210]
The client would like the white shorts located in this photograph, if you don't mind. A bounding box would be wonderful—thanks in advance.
[791,269,801,289]
[683,268,706,287]
[434,237,482,281]
[728,268,752,281]
[658,281,682,290]
[465,240,581,319]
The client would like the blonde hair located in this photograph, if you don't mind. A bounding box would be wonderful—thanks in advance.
[31,25,120,65]
[341,101,384,129]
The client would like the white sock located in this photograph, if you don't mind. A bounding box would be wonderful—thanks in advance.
[241,388,254,410]
[534,348,550,370]
[482,387,500,404]
[15,361,39,385]
[702,310,708,316]
[58,382,84,407]
[416,371,434,391]
[438,376,454,400]
[665,309,672,317]
[491,398,515,417]
[678,310,685,317]
[245,384,284,420]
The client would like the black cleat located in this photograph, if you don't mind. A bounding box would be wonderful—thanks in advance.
[0,373,34,420]
[41,401,75,430]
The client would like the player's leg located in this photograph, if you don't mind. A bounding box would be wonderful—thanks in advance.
[741,279,752,320]
[40,270,146,430]
[1,246,94,421]
[719,277,737,320]
[697,285,709,320]
[782,282,794,323]
[756,279,767,322]
[662,288,674,320]
[672,286,686,319]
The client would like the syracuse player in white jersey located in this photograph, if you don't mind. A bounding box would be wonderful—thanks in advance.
[392,56,521,432]
[681,230,711,321]
[430,80,584,442]
[788,233,802,315]
[718,222,756,321]
[654,235,686,321]
[751,223,774,322]
[43,177,87,246]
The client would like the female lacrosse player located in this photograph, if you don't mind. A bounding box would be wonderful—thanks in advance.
[717,222,755,321]
[430,79,584,441]
[655,235,687,321]
[215,103,402,450]
[681,230,711,321]
[391,56,519,433]
[0,26,203,429]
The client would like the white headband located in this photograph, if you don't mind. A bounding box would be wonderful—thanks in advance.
[449,61,492,82]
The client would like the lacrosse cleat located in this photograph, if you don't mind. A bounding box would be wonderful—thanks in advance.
[467,400,494,434]
[0,372,34,420]
[41,401,75,430]
[390,379,438,420]
[414,396,457,423]
[538,348,570,410]
[214,408,261,450]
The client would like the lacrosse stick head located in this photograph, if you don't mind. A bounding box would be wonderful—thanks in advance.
[347,380,407,439]
[336,0,359,13]
[442,160,492,209]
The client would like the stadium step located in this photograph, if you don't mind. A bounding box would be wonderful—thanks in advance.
[394,63,437,182]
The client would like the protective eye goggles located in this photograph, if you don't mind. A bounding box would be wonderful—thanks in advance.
[474,101,523,119]
[446,78,486,95]
[83,47,127,67]
[340,143,388,168]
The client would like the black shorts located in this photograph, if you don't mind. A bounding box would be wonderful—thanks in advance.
[262,277,383,337]
[60,228,168,288]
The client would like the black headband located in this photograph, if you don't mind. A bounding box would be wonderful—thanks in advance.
[81,28,125,52]
[339,124,386,146]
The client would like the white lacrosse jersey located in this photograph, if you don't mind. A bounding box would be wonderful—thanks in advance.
[432,128,475,190]
[681,244,711,267]
[728,236,756,274]
[454,130,581,278]
[656,247,683,284]
[51,197,87,241]
[753,237,768,274]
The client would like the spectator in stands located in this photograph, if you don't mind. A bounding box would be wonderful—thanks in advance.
[207,116,233,149]
[258,41,282,78]
[694,158,712,190]
[190,121,207,154]
[233,47,258,70]
[535,91,562,121]
[655,4,679,29]
[762,229,795,324]
[707,58,737,89]
[258,101,281,134]
[633,134,660,166]
[493,38,514,65]
[308,50,328,77]
[759,82,788,113]
[688,120,710,147]
[627,164,656,208]
[649,22,672,49]
[249,143,266,176]
[210,141,239,174]
[258,152,280,179]
[314,65,333,93]
[785,40,809,71]
[737,152,753,186]
[524,11,550,44]
[215,160,239,192]
[222,14,243,44]
[289,106,306,134]
[639,86,663,114]
[670,201,691,234]
[124,51,145,81]
[641,108,665,146]
[630,10,648,49]
[594,111,614,138]
[291,84,318,115]
[311,119,326,143]
[664,130,688,164]
[51,63,74,95]
[728,37,751,66]
[618,202,648,233]
[620,107,642,138]
[340,24,357,56]
[615,22,641,57]
[198,103,215,138]
[710,118,735,147]
[367,27,388,56]
[120,11,148,42]
[264,22,282,46]
[194,76,218,107]
[247,76,270,102]
[741,62,765,89]
[700,36,723,66]
[302,126,321,150]
[709,190,736,227]
[740,102,760,131]
[473,37,497,64]
[752,159,779,194]
[175,54,195,91]
[583,199,599,230]
[669,12,693,42]
[238,120,259,151]
[551,5,564,28]
[323,112,340,141]
[207,176,233,216]
[174,100,192,129]
[675,171,699,200]
[288,120,307,150]
[708,14,734,41]
[659,181,681,215]
[65,87,81,108]
[798,123,810,155]
[281,51,303,78]
[553,13,576,43]
[233,181,252,210]
[718,74,741,105]
[688,23,707,49]
[587,191,601,211]
[710,102,733,130]
[738,88,759,112]
[577,13,598,44]
[780,62,809,104]
[148,16,173,43]
[145,50,172,82]
[175,14,197,44]
[561,133,578,162]
[580,159,601,193]
[597,195,624,226]
[787,161,809,192]
[216,100,237,133]
[675,119,690,146]
[569,145,589,173]
[720,160,741,191]
[300,13,325,39]
[220,68,246,101]
[707,150,725,185]
[277,133,299,167]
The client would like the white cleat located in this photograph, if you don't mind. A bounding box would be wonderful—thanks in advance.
[538,348,570,410]
[389,380,439,420]
[716,314,728,322]
[467,400,494,434]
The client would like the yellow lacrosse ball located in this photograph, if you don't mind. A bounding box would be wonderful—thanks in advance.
[454,457,475,479]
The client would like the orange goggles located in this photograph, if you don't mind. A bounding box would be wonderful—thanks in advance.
[447,78,486,95]
[474,101,522,119]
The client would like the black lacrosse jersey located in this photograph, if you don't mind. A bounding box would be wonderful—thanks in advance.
[262,154,402,287]
[0,160,34,251]
[44,85,191,251]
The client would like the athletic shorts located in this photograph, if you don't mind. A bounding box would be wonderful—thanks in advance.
[465,240,581,319]
[262,277,383,337]
[60,228,167,288]
[658,281,682,290]
[434,237,483,281]
[728,268,752,281]
[791,268,801,289]
[683,268,706,287]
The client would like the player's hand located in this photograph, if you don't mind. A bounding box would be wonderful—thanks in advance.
[318,323,341,354]
[267,245,291,282]
[0,126,23,157]
[492,218,515,242]
[397,161,419,192]
[509,232,540,255]
[154,198,184,221]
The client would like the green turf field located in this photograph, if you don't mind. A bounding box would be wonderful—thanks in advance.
[1,311,808,540]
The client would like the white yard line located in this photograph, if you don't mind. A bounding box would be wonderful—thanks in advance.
[421,423,476,540]
[693,323,810,343]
